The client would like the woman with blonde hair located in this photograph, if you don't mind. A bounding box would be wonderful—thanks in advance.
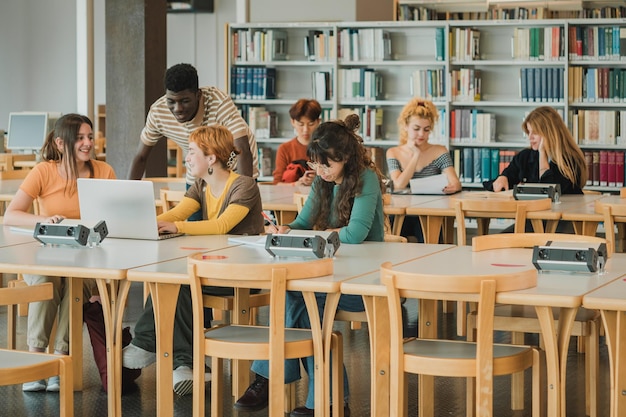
[487,106,586,193]
[386,98,461,241]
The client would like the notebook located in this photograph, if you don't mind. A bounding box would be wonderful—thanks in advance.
[77,178,183,240]
[408,173,449,195]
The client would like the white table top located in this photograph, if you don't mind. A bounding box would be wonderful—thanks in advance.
[0,225,42,247]
[583,276,626,311]
[128,241,454,292]
[342,245,626,308]
[0,233,236,279]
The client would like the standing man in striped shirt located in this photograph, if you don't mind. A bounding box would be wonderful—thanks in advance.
[129,63,258,187]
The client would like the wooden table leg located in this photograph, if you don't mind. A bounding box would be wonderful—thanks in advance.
[600,310,626,417]
[69,278,84,391]
[362,295,390,417]
[149,282,181,417]
[391,214,406,236]
[232,288,251,400]
[420,215,444,244]
[96,279,131,417]
[535,305,577,417]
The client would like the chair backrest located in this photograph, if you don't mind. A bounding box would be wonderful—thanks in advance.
[0,169,31,180]
[598,202,626,254]
[454,197,552,245]
[0,282,53,306]
[472,232,610,255]
[160,188,186,212]
[380,261,536,414]
[186,253,333,416]
[293,192,308,213]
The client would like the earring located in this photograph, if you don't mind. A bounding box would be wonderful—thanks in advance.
[208,166,213,175]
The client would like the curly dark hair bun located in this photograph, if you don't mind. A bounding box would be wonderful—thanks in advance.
[343,113,361,131]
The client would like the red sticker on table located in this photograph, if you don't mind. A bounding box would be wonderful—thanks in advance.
[180,247,209,251]
[202,255,227,260]
[491,263,526,267]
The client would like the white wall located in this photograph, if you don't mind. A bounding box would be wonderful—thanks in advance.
[0,0,368,135]
[0,0,77,132]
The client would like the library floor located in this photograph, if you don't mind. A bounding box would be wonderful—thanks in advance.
[0,278,611,417]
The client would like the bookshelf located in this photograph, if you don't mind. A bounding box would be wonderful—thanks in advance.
[226,17,626,190]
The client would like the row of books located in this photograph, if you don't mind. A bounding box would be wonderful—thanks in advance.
[512,26,565,61]
[450,28,480,61]
[570,110,626,146]
[304,29,336,62]
[338,28,391,62]
[449,109,495,144]
[396,6,626,21]
[520,67,565,103]
[242,106,278,140]
[232,29,288,62]
[451,148,514,184]
[337,68,384,101]
[584,150,625,187]
[450,68,481,102]
[312,71,332,101]
[409,68,445,101]
[568,26,626,61]
[230,67,276,100]
[568,67,626,103]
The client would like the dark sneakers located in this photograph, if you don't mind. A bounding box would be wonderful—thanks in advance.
[233,374,269,411]
[290,404,351,417]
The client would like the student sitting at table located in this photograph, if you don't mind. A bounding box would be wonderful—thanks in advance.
[122,125,265,396]
[272,98,321,186]
[484,106,587,233]
[484,105,586,194]
[234,113,385,417]
[3,114,141,393]
[386,98,461,242]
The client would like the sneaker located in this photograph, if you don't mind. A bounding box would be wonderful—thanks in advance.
[234,374,269,411]
[173,366,194,396]
[122,343,156,369]
[22,379,46,392]
[46,376,60,392]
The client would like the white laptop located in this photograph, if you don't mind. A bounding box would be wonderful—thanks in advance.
[77,178,183,240]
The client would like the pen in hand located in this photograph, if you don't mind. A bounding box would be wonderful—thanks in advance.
[262,212,279,233]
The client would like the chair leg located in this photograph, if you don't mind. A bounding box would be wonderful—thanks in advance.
[59,356,74,417]
[331,331,344,417]
[511,331,525,410]
[585,320,599,417]
[284,383,296,414]
[532,347,545,417]
[350,321,362,330]
[211,356,223,417]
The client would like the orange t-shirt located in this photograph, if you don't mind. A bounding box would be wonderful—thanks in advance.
[19,160,116,218]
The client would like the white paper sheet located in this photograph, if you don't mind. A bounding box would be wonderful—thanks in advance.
[409,173,449,195]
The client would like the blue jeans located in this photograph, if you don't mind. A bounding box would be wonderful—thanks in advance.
[250,291,364,409]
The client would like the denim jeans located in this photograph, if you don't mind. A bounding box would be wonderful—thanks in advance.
[250,291,364,409]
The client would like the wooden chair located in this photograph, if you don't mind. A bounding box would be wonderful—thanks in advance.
[167,139,185,178]
[157,187,271,326]
[598,201,626,255]
[454,197,552,336]
[381,261,542,417]
[469,233,607,417]
[0,282,74,416]
[187,253,343,417]
[454,197,552,245]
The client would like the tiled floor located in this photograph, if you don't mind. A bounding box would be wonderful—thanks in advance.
[1,277,611,416]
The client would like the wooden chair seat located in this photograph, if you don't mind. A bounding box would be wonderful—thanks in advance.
[403,339,534,369]
[0,282,73,416]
